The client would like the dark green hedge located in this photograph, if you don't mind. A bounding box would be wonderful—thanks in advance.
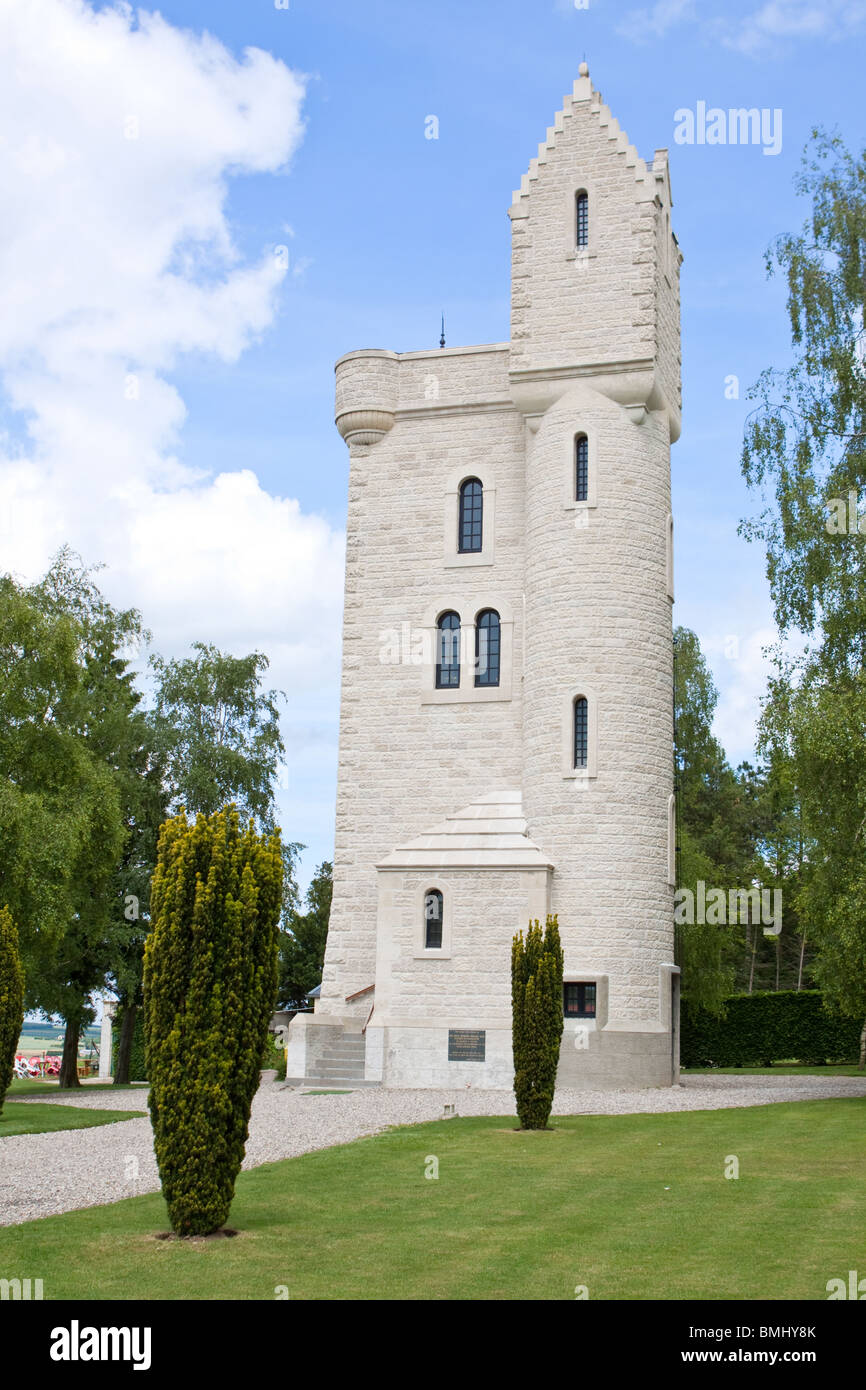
[112,1009,147,1082]
[682,991,861,1068]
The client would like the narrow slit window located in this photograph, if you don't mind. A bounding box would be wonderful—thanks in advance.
[424,890,443,949]
[458,478,483,553]
[436,612,461,689]
[576,191,589,248]
[574,696,588,770]
[575,434,589,503]
[474,609,501,688]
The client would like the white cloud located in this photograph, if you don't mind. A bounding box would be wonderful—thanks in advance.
[717,0,866,54]
[617,0,697,43]
[617,0,866,51]
[0,2,345,759]
[702,627,777,764]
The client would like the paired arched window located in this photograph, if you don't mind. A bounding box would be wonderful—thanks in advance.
[575,191,589,248]
[474,609,501,688]
[458,478,483,553]
[424,890,443,949]
[435,612,461,689]
[436,609,502,690]
[575,434,589,503]
[573,696,589,770]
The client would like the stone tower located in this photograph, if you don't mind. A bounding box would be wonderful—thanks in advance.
[286,65,682,1090]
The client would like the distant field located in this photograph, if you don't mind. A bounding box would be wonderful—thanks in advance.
[17,1026,100,1059]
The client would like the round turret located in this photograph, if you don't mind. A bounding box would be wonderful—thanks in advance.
[335,349,398,446]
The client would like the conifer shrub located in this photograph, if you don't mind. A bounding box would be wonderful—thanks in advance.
[143,807,282,1235]
[512,915,564,1130]
[0,906,24,1114]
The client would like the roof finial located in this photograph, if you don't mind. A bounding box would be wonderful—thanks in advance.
[579,60,589,78]
[439,313,446,349]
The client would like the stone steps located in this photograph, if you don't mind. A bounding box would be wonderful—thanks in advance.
[300,1076,381,1089]
[300,1028,377,1089]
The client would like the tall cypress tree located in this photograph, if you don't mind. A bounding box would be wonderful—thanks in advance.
[0,907,24,1114]
[512,915,564,1130]
[143,806,282,1235]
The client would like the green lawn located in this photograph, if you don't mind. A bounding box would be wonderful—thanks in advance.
[0,1099,864,1300]
[7,1079,148,1096]
[0,1102,142,1137]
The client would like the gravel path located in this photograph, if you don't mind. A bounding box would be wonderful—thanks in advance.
[2,1074,864,1228]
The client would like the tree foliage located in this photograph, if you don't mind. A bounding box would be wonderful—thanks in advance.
[149,643,286,825]
[112,643,297,1081]
[740,131,866,662]
[0,552,138,1086]
[675,627,744,1012]
[1,549,302,1087]
[21,552,154,1085]
[278,861,331,1010]
[0,566,122,969]
[0,907,24,1113]
[143,807,282,1236]
[741,132,866,1055]
[675,627,809,1005]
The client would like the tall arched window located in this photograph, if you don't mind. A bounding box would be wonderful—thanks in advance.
[574,696,588,770]
[424,889,443,949]
[458,478,483,553]
[575,434,589,503]
[474,609,501,688]
[576,191,589,248]
[436,612,461,689]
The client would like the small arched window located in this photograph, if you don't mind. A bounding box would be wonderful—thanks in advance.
[575,434,589,503]
[574,696,588,770]
[436,612,461,689]
[576,191,589,248]
[475,609,501,688]
[458,478,483,553]
[424,889,443,949]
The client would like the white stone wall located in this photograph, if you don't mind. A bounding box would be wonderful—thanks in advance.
[521,382,675,1026]
[317,68,681,1088]
[320,347,527,1012]
[374,868,550,1026]
[509,78,658,375]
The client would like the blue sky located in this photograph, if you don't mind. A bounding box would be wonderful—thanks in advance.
[1,0,863,896]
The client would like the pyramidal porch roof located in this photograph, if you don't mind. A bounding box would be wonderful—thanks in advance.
[376,789,554,871]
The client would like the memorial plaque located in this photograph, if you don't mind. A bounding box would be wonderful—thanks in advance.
[448,1029,486,1062]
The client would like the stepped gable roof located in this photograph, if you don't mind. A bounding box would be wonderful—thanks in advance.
[509,62,672,216]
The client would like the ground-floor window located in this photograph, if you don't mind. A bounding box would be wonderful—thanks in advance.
[564,982,596,1018]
